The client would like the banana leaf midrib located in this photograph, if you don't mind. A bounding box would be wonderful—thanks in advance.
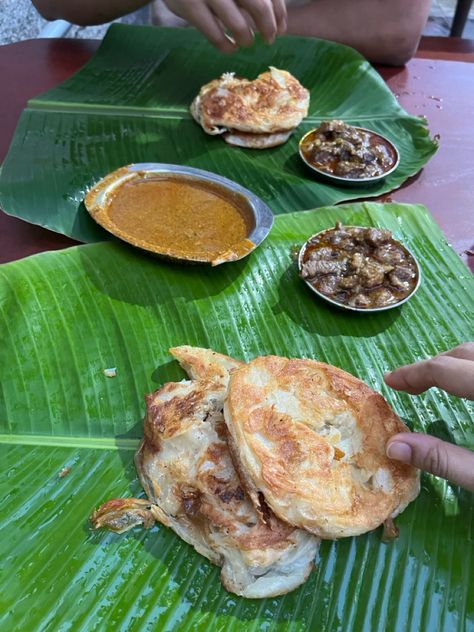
[26,23,422,125]
[25,99,427,125]
[0,434,140,451]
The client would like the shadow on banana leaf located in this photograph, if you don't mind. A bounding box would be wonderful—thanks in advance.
[399,415,474,517]
[78,240,250,307]
[150,359,187,385]
[72,202,112,244]
[419,417,474,514]
[273,261,401,337]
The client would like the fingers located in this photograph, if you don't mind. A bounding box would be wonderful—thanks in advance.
[165,0,283,51]
[272,0,287,35]
[384,354,474,399]
[238,0,278,43]
[239,8,257,34]
[210,0,254,47]
[386,432,474,491]
[440,342,474,362]
[186,3,238,53]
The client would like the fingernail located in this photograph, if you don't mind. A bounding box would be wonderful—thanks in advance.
[386,441,412,462]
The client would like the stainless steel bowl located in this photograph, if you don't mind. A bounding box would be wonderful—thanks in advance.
[298,127,400,187]
[84,163,274,265]
[298,225,421,313]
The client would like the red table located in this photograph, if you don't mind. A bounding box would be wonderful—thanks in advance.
[1,36,473,271]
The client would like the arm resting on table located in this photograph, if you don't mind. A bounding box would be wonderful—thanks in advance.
[31,0,150,25]
[287,0,432,65]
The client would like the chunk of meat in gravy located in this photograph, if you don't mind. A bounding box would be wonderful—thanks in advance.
[301,259,347,277]
[338,275,359,289]
[308,246,334,260]
[389,265,415,290]
[349,227,366,242]
[315,274,340,295]
[328,232,352,248]
[328,223,370,250]
[349,293,371,307]
[370,288,395,306]
[349,252,365,272]
[365,227,392,246]
[334,161,365,178]
[374,243,405,265]
[359,259,388,288]
[393,265,415,281]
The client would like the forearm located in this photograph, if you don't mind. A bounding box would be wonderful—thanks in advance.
[32,0,150,25]
[286,0,431,65]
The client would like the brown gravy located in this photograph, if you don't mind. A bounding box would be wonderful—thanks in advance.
[300,223,418,309]
[300,121,398,179]
[100,174,255,263]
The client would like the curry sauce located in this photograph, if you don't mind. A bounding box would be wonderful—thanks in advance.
[92,174,255,264]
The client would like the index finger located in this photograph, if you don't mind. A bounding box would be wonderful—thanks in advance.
[440,342,474,362]
[209,0,254,47]
[239,0,277,43]
[384,355,474,399]
[187,3,238,53]
[272,0,287,35]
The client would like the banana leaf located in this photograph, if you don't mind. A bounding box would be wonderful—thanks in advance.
[0,24,437,243]
[1,202,473,631]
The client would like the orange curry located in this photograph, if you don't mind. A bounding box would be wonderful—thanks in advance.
[99,175,255,264]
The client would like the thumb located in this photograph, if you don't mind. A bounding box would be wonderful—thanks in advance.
[386,432,474,491]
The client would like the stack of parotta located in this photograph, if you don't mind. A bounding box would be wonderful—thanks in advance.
[92,346,419,598]
[190,67,310,148]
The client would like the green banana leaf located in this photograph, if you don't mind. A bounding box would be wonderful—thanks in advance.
[0,24,437,243]
[1,202,473,631]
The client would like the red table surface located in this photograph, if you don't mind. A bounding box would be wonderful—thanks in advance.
[0,37,473,272]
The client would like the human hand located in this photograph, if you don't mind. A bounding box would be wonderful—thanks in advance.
[384,343,474,399]
[384,343,474,491]
[163,0,287,53]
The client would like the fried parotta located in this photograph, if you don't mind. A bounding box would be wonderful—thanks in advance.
[224,355,420,539]
[91,347,319,598]
[190,67,310,148]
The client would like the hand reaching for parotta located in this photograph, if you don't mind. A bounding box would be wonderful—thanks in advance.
[163,0,287,52]
[384,343,474,491]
